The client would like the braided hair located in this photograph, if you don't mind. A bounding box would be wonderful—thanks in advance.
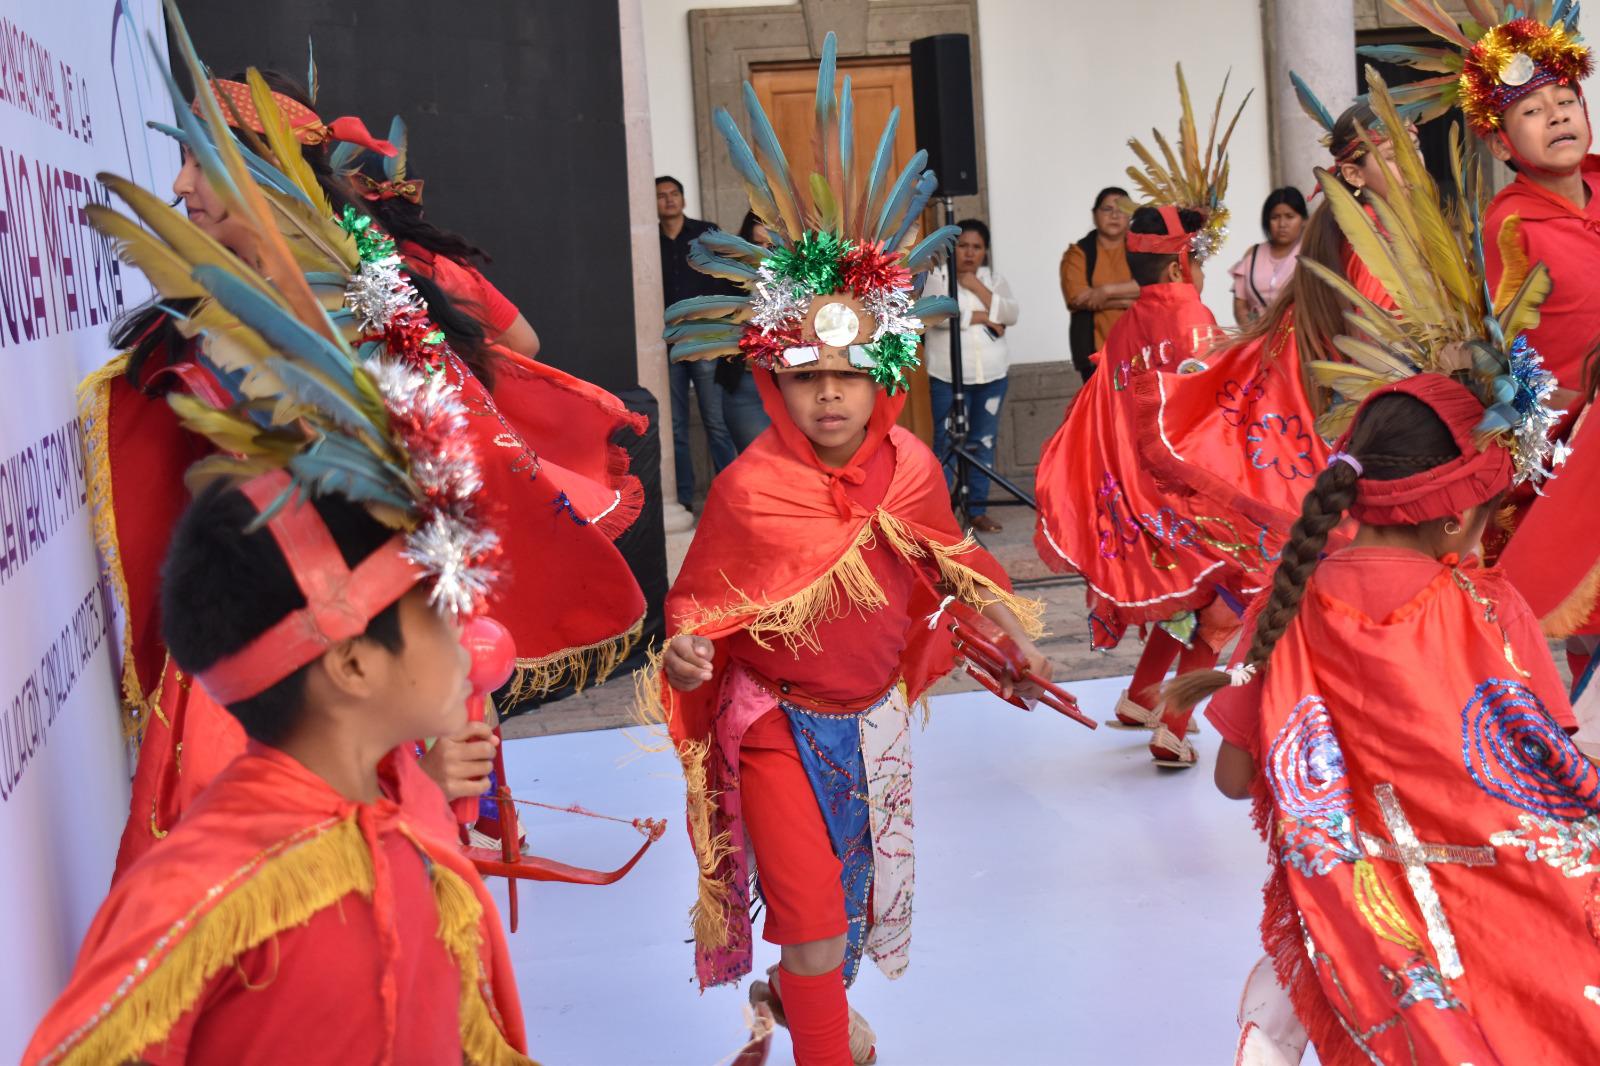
[1163,393,1463,712]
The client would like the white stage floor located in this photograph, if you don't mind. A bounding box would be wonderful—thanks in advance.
[494,674,1269,1065]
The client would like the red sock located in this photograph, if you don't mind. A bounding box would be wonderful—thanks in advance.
[1159,641,1222,736]
[778,962,852,1066]
[1129,629,1183,707]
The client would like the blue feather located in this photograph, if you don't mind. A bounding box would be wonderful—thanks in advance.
[889,170,940,251]
[669,338,744,362]
[873,149,928,243]
[386,115,407,182]
[664,294,751,324]
[663,321,744,343]
[287,437,414,516]
[266,357,375,433]
[714,108,783,228]
[192,266,355,391]
[687,244,760,283]
[1290,71,1337,134]
[840,76,854,225]
[903,225,961,273]
[743,82,804,226]
[695,228,771,264]
[912,295,959,323]
[150,32,240,207]
[150,121,316,209]
[860,108,900,231]
[329,141,363,173]
[815,31,837,176]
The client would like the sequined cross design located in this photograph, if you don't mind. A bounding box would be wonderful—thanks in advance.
[1359,783,1496,981]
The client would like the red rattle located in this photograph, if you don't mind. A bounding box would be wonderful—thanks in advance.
[452,616,516,823]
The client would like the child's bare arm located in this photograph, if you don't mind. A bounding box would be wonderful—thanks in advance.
[1215,741,1256,799]
[664,634,716,692]
[980,601,1053,700]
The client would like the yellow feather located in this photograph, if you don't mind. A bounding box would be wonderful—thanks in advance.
[84,207,204,300]
[247,69,332,220]
[1492,215,1533,311]
[1310,175,1414,321]
[97,175,275,302]
[1498,260,1551,342]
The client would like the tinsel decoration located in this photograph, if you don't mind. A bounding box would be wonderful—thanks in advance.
[739,322,802,371]
[342,205,499,615]
[1189,224,1227,265]
[862,286,921,342]
[1462,17,1593,133]
[841,240,911,299]
[768,231,849,295]
[863,331,920,394]
[1480,336,1568,490]
[748,264,813,335]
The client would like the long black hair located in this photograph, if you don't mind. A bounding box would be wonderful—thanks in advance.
[350,152,493,266]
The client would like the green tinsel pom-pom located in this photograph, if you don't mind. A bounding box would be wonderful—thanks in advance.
[767,231,851,295]
[340,205,398,264]
[866,331,920,394]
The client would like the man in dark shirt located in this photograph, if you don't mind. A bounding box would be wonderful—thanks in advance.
[658,175,737,512]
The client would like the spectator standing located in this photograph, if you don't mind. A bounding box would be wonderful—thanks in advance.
[658,175,737,512]
[1060,186,1139,380]
[924,219,1020,532]
[1229,186,1307,325]
[714,211,775,452]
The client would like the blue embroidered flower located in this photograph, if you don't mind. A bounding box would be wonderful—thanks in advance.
[1246,413,1316,480]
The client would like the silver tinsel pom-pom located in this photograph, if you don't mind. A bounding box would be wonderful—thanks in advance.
[1189,225,1227,265]
[404,511,500,618]
[862,286,922,342]
[749,264,812,334]
[1507,339,1566,491]
[345,255,421,334]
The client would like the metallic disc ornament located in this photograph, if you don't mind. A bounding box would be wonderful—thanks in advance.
[813,301,862,347]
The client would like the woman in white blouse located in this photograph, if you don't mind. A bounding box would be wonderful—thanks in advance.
[924,219,1019,532]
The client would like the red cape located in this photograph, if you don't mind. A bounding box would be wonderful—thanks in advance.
[1033,283,1236,647]
[25,746,528,1065]
[645,372,1035,980]
[85,328,647,880]
[1250,560,1596,1065]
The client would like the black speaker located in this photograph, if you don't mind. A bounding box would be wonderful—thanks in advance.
[909,34,978,196]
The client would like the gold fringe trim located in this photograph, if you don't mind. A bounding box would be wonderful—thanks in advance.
[78,354,153,740]
[684,522,887,653]
[50,818,372,1066]
[500,614,644,705]
[876,509,1045,639]
[431,864,537,1066]
[1541,559,1600,639]
[630,648,736,951]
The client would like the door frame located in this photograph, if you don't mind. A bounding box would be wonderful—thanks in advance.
[686,0,988,234]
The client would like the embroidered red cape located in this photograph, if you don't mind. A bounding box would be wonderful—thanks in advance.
[87,326,647,880]
[1251,561,1598,1065]
[1131,246,1387,565]
[25,746,529,1066]
[1033,283,1235,648]
[647,373,1032,983]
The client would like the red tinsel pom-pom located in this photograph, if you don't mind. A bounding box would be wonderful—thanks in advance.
[739,323,802,371]
[841,240,911,300]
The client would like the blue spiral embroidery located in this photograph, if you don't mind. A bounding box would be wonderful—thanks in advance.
[1461,679,1600,821]
[1216,373,1266,428]
[1246,413,1316,480]
[1268,695,1360,875]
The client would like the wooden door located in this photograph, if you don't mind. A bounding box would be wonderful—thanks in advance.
[750,58,936,445]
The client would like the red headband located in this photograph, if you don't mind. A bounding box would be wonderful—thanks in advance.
[201,79,398,157]
[197,472,423,704]
[1336,375,1512,526]
[1125,204,1191,276]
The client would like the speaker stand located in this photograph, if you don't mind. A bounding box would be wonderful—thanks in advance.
[936,194,1036,524]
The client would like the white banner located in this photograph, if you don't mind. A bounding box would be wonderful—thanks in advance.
[0,0,176,1054]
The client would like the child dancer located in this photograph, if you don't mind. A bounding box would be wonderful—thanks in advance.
[1034,67,1249,766]
[25,76,530,1062]
[1169,74,1587,1063]
[1373,0,1600,740]
[647,34,1053,1064]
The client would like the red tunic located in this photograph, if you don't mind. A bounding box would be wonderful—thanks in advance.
[400,241,520,337]
[25,745,529,1065]
[1033,282,1229,648]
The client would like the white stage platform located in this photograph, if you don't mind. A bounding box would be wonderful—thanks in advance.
[494,674,1270,1065]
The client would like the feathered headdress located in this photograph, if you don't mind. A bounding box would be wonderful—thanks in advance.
[90,1,498,623]
[1289,70,1405,164]
[1298,68,1568,489]
[1360,1,1592,134]
[1124,64,1251,264]
[662,32,959,393]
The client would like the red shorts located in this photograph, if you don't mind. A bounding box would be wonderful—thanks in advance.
[739,707,847,945]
